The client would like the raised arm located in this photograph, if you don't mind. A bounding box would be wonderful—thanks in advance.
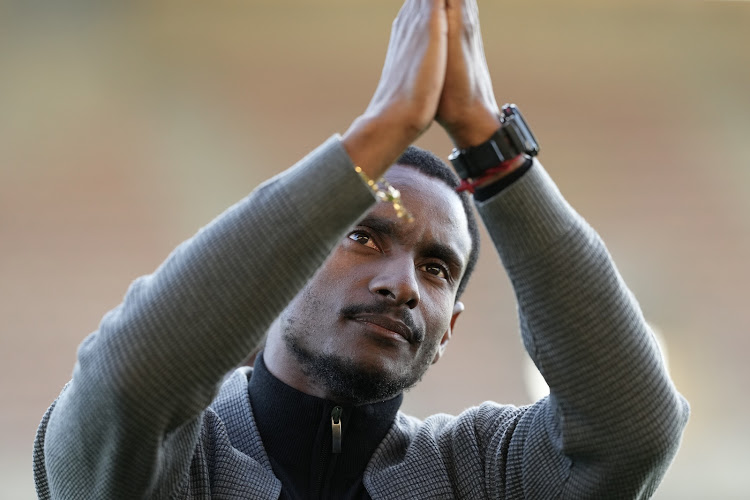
[436,0,688,497]
[35,140,377,498]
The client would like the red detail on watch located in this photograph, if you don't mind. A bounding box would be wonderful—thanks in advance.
[456,154,525,194]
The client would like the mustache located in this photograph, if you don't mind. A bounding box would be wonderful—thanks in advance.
[340,302,424,344]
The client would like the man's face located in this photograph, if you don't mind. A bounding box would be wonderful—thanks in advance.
[264,165,472,404]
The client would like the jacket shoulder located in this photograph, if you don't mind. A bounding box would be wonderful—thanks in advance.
[365,402,528,499]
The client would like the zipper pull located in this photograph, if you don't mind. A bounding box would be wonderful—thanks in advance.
[331,406,342,454]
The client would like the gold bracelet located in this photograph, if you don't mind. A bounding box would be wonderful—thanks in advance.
[354,166,413,222]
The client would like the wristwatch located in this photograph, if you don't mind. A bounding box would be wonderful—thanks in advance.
[448,104,539,180]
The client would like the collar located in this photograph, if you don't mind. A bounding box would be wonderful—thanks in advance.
[248,353,402,488]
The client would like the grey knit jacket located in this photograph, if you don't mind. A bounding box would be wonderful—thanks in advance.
[33,136,689,499]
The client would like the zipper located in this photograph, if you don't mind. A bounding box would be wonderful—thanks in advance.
[317,405,342,497]
[331,406,342,454]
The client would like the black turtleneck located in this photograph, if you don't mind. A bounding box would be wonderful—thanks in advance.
[247,353,403,500]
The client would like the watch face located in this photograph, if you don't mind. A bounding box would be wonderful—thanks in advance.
[502,105,539,157]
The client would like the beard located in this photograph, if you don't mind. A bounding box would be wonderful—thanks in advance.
[282,322,434,406]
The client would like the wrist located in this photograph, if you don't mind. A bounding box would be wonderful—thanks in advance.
[472,156,535,202]
[441,105,501,149]
[456,154,530,194]
[449,104,540,194]
[342,114,418,180]
[472,155,528,188]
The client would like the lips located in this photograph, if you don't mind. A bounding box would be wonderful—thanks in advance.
[352,314,413,343]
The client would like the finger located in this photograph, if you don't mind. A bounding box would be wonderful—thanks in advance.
[444,0,462,32]
[393,0,417,29]
[444,0,478,23]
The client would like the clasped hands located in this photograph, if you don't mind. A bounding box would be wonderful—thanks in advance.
[342,0,504,181]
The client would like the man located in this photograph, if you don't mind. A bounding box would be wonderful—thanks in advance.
[33,0,689,498]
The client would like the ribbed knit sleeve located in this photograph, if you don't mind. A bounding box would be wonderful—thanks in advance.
[34,136,376,499]
[475,161,689,498]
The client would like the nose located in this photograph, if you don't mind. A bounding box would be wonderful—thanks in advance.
[368,252,420,309]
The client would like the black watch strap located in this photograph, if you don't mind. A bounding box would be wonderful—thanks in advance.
[449,104,539,180]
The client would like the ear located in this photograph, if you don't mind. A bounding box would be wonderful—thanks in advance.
[432,300,464,364]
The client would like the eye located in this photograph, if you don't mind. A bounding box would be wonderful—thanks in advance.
[348,230,379,250]
[419,263,449,280]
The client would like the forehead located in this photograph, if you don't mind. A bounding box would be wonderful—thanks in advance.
[375,165,472,263]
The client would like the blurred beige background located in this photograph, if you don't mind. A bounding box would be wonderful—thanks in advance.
[1,0,748,498]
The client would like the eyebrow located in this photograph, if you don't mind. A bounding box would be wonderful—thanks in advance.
[421,242,465,273]
[358,215,398,239]
[358,215,465,272]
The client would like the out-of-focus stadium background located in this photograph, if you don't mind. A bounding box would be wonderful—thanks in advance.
[1,1,748,498]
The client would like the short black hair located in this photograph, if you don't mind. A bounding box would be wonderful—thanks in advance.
[395,146,480,300]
